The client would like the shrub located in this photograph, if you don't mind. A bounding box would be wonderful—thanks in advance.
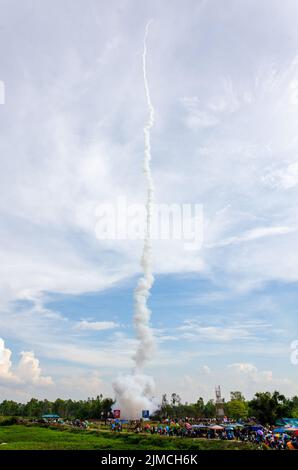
[0,416,18,426]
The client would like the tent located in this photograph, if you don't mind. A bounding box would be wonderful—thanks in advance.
[42,414,59,420]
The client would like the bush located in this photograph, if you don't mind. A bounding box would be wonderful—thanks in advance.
[0,416,18,426]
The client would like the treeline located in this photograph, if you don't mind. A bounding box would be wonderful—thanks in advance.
[0,395,114,420]
[2,390,298,424]
[154,391,298,425]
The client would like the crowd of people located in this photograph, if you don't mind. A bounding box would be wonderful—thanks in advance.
[19,414,298,450]
[29,417,89,429]
[109,417,298,450]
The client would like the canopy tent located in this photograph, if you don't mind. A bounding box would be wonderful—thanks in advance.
[273,427,295,434]
[277,418,298,427]
[191,424,209,429]
[224,423,244,429]
[42,414,59,419]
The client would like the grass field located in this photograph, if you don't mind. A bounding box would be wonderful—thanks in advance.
[0,425,262,450]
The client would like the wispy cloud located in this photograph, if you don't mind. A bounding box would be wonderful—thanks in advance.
[74,320,120,331]
[177,319,271,342]
[207,226,295,248]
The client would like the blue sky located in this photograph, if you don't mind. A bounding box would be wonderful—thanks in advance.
[0,0,298,403]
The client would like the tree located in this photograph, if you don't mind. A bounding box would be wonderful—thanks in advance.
[171,393,181,406]
[204,400,216,418]
[249,391,292,425]
[230,391,245,402]
[161,394,168,408]
[53,398,65,417]
[0,395,115,420]
[290,396,298,418]
[225,400,248,420]
[194,397,204,416]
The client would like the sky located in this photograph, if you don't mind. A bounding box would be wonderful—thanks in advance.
[0,0,298,404]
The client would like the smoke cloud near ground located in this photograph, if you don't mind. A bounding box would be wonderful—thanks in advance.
[113,373,156,419]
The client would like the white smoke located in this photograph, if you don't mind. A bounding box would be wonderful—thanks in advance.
[113,20,156,419]
[133,18,155,370]
[113,373,156,420]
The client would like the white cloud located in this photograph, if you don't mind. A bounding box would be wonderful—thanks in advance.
[228,363,258,374]
[74,320,120,331]
[178,319,270,342]
[208,226,295,248]
[202,365,211,375]
[58,371,104,398]
[225,362,298,397]
[0,338,15,381]
[263,161,298,190]
[224,362,295,397]
[17,351,53,386]
[0,338,53,386]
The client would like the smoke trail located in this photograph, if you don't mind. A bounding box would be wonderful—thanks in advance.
[133,19,155,370]
[113,21,156,418]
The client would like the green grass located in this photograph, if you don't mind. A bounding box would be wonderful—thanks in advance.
[0,425,262,450]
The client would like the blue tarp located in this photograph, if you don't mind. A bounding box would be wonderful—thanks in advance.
[248,425,263,431]
[281,418,298,427]
[273,427,292,433]
[42,414,60,419]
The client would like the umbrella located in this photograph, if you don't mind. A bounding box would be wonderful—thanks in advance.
[209,425,224,430]
[257,429,264,435]
[250,425,263,431]
[224,423,243,429]
[185,423,192,430]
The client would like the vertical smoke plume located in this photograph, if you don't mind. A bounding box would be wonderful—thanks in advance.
[113,21,156,419]
[133,19,155,370]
